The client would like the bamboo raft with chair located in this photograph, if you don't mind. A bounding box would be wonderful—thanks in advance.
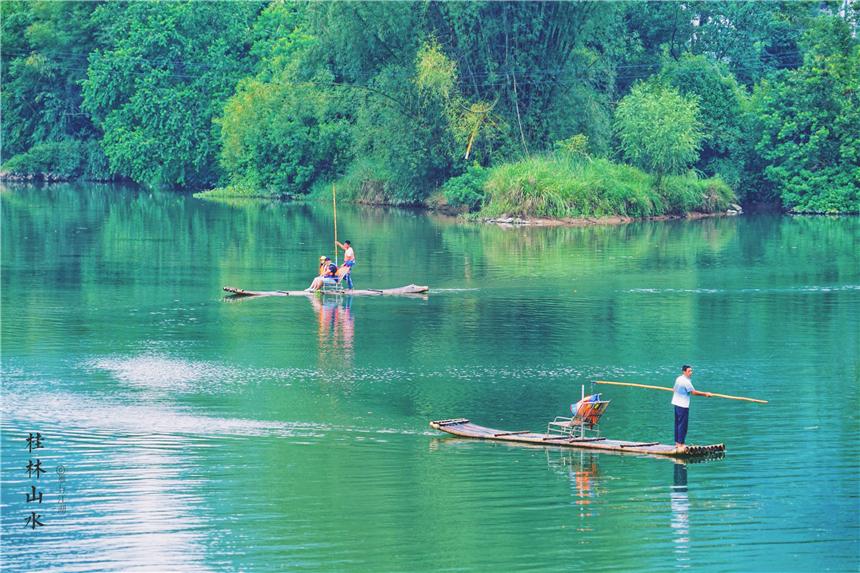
[223,284,429,298]
[429,419,724,457]
[430,388,725,458]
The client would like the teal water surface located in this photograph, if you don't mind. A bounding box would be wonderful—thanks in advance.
[2,183,858,572]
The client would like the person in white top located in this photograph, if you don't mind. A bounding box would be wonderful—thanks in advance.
[337,240,355,265]
[672,365,711,452]
[336,240,356,289]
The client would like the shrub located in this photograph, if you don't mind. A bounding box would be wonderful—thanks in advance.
[479,155,735,219]
[441,164,488,211]
[2,138,117,181]
[614,82,703,177]
[3,139,83,179]
[661,172,734,214]
[310,158,401,205]
[81,139,115,181]
[554,134,590,159]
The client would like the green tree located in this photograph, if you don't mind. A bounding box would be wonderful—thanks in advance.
[751,16,859,213]
[218,79,353,195]
[0,1,109,179]
[217,3,352,195]
[430,1,623,158]
[617,1,817,92]
[684,1,815,86]
[314,3,461,201]
[660,54,748,189]
[614,82,703,178]
[348,54,459,203]
[81,1,261,188]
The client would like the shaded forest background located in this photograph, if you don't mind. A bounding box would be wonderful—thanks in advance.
[2,1,858,214]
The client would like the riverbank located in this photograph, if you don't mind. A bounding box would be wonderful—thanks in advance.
[196,154,740,224]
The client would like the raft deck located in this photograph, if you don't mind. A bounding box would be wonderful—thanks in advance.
[224,284,429,297]
[430,419,724,458]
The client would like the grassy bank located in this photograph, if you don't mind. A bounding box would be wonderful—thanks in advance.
[193,184,278,200]
[198,153,737,220]
[476,156,735,219]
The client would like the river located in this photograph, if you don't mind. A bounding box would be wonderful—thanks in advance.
[2,183,858,572]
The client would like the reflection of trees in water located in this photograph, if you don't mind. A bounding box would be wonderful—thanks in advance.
[546,449,601,522]
[439,217,744,282]
[310,295,354,365]
[439,214,860,303]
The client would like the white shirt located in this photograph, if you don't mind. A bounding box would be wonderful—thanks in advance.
[671,374,695,408]
[344,247,355,263]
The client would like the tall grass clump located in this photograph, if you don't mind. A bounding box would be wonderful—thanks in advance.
[309,158,407,205]
[660,172,734,213]
[479,155,734,219]
[481,157,575,218]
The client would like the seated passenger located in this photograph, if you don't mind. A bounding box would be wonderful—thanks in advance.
[305,257,338,291]
[321,262,340,286]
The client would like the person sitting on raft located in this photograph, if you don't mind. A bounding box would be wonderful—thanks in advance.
[305,257,339,291]
[306,255,331,290]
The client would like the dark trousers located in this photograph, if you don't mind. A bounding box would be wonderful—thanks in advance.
[674,406,690,444]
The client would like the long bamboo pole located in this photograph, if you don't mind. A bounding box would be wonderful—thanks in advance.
[595,380,768,404]
[332,184,338,266]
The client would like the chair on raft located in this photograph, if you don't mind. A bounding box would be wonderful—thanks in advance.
[321,265,352,294]
[547,390,611,439]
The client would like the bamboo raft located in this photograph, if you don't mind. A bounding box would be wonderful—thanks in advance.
[223,284,429,297]
[429,419,725,458]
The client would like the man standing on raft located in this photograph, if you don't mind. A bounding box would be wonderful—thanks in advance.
[336,240,355,289]
[672,365,712,453]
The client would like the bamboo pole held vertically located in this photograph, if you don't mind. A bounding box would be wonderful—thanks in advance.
[332,184,338,266]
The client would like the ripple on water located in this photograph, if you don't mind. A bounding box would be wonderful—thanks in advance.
[0,391,327,443]
[86,355,240,393]
[626,284,860,294]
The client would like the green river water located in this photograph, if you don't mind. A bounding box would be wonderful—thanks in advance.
[2,183,858,572]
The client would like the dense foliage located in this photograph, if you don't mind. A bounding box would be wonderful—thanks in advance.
[216,3,352,196]
[614,82,703,178]
[750,16,859,213]
[81,1,262,188]
[2,1,857,213]
[0,1,110,179]
[659,54,748,189]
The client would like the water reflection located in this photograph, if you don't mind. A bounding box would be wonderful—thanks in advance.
[670,463,690,567]
[547,450,601,523]
[310,295,354,364]
[90,446,210,572]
